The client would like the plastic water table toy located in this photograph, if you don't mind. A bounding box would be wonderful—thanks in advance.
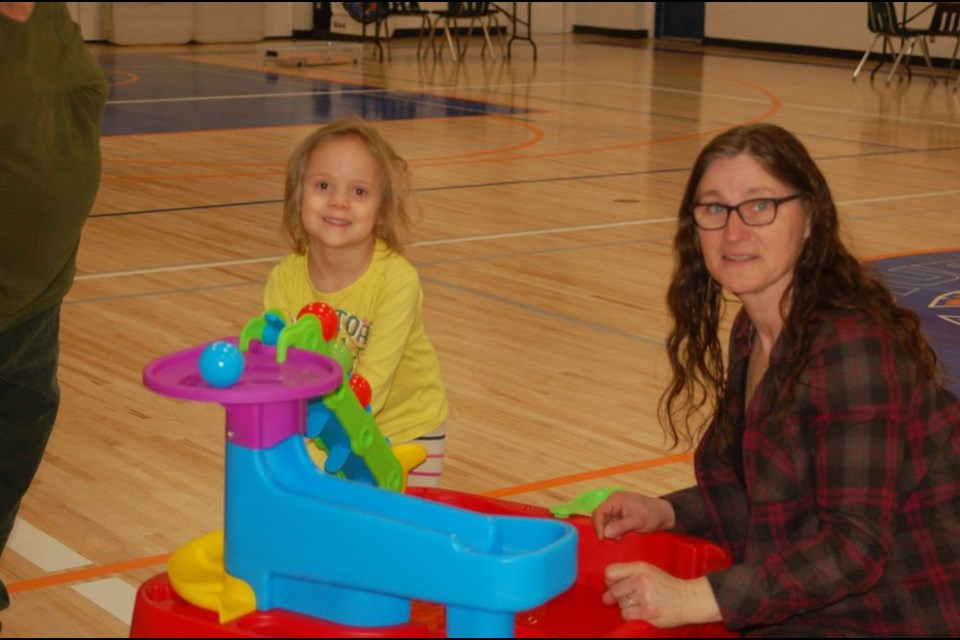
[130,329,734,638]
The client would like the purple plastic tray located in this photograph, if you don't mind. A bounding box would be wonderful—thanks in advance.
[143,338,342,404]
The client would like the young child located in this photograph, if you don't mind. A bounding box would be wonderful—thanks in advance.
[264,119,448,487]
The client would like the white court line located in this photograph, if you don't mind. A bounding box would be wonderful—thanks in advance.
[9,519,135,626]
[108,88,394,106]
[104,81,689,107]
[74,255,281,281]
[413,217,670,245]
[7,518,90,573]
[598,80,960,130]
[73,217,673,282]
[841,189,960,205]
[74,186,959,284]
[71,577,137,626]
[108,76,960,130]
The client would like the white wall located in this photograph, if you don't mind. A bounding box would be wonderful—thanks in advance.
[267,2,299,37]
[706,3,867,50]
[706,2,959,59]
[69,2,952,60]
[328,2,571,37]
[529,2,569,35]
[571,2,649,32]
[71,2,298,41]
[67,2,100,38]
[71,2,577,41]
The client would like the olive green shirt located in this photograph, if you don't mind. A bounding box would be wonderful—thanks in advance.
[0,2,107,330]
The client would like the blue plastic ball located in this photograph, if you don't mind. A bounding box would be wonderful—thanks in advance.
[198,341,245,388]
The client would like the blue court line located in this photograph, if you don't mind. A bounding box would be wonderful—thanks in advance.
[98,54,533,136]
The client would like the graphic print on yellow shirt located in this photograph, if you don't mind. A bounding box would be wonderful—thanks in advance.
[337,309,370,365]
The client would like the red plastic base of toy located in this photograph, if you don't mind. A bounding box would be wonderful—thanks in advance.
[130,488,734,638]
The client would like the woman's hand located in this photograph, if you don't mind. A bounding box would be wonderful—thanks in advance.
[592,491,676,540]
[602,563,721,627]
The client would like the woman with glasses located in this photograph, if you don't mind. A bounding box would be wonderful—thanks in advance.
[592,123,960,636]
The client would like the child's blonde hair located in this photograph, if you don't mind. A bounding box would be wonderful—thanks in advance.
[282,118,411,254]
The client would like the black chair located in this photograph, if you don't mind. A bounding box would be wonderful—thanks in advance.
[429,2,506,62]
[350,2,389,61]
[429,2,467,62]
[458,2,506,60]
[372,2,434,61]
[925,2,960,87]
[852,1,936,83]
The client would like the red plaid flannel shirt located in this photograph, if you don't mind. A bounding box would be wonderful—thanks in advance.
[666,308,960,636]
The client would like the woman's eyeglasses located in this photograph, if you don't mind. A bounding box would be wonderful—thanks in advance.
[691,194,803,230]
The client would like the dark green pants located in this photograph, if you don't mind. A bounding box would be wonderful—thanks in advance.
[0,304,62,613]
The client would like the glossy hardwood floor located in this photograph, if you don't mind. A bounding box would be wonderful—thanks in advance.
[3,32,960,637]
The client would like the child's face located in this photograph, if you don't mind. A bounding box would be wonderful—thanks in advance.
[300,135,382,254]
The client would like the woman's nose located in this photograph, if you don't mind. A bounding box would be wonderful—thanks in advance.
[723,208,748,240]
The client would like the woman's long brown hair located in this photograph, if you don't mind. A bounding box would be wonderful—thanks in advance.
[659,123,939,450]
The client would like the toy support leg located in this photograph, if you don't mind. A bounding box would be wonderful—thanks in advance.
[446,606,514,639]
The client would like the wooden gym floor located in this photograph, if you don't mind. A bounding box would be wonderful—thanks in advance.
[2,32,960,637]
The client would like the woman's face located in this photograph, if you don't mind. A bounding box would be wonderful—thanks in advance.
[694,153,810,313]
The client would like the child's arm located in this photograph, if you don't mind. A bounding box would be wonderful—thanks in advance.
[352,271,422,416]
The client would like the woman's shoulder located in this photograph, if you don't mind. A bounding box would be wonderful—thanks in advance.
[807,307,881,340]
[803,308,911,372]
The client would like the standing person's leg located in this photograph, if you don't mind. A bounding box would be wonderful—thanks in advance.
[0,304,62,614]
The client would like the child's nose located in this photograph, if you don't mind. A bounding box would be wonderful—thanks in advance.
[329,188,349,208]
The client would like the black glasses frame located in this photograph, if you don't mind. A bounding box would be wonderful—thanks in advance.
[691,194,803,230]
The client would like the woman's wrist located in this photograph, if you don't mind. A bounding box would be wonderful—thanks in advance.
[658,498,676,530]
[685,576,722,624]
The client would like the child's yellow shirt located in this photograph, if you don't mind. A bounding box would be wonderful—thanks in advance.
[264,241,448,443]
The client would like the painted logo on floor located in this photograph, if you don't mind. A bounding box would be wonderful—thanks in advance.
[867,250,960,397]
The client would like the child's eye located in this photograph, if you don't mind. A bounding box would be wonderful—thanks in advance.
[316,181,329,190]
[354,187,367,197]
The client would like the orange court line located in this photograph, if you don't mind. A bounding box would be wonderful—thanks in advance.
[105,70,140,88]
[863,246,960,262]
[98,77,782,182]
[99,115,546,184]
[409,114,547,164]
[6,553,170,594]
[480,451,694,498]
[6,452,693,594]
[413,75,783,169]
